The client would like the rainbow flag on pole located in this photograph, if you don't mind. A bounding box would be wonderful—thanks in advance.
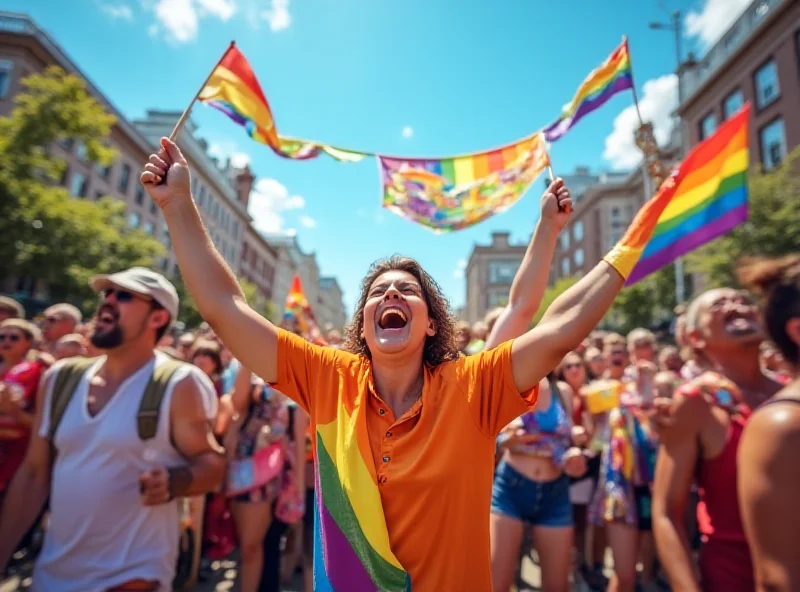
[544,38,634,142]
[198,43,282,151]
[283,275,327,345]
[626,104,750,285]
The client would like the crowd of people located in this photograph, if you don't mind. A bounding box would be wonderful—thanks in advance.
[0,136,797,592]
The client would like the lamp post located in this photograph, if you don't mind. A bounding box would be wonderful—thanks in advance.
[650,10,687,306]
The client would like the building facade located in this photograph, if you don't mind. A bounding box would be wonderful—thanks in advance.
[464,232,528,324]
[318,276,348,330]
[678,0,800,170]
[241,224,278,306]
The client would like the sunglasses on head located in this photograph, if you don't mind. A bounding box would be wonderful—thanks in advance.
[0,333,21,343]
[564,362,582,370]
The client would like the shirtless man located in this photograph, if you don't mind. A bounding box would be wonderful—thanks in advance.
[652,288,783,591]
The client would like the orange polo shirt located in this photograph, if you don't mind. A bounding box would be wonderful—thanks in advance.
[273,329,537,591]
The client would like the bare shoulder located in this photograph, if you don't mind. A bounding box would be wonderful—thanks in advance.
[659,390,712,442]
[170,366,217,421]
[743,394,800,451]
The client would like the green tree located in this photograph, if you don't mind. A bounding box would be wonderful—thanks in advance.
[173,273,275,330]
[604,266,677,333]
[0,66,164,312]
[686,147,800,288]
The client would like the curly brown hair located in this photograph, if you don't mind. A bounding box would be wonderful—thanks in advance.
[343,255,460,367]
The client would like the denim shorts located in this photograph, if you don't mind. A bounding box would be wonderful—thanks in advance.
[491,462,574,528]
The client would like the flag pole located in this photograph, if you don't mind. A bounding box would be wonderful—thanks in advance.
[169,40,236,142]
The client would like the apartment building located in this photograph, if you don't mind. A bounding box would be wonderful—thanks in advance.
[464,232,528,324]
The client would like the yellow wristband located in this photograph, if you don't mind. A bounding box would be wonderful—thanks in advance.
[603,243,645,281]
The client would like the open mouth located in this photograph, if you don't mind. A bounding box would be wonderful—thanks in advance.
[723,310,757,335]
[95,305,119,330]
[377,307,408,330]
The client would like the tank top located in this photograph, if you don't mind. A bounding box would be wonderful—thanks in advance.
[33,353,218,592]
[511,378,572,465]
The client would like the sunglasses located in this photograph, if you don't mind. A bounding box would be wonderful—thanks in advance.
[564,363,582,370]
[101,288,148,303]
[0,333,21,343]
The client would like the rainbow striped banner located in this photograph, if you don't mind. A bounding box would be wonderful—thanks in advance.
[625,104,750,285]
[544,38,634,142]
[379,133,550,233]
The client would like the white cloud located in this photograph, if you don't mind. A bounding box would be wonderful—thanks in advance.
[603,74,678,170]
[453,258,467,278]
[685,0,751,49]
[299,215,317,229]
[147,0,236,42]
[208,141,251,169]
[100,3,134,20]
[262,0,291,31]
[248,178,305,234]
[402,126,414,139]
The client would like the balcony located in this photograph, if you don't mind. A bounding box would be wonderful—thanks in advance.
[680,0,783,107]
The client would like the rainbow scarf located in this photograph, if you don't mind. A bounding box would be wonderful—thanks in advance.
[543,38,634,142]
[313,398,411,590]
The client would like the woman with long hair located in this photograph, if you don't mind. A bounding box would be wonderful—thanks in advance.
[143,136,681,590]
[737,255,800,591]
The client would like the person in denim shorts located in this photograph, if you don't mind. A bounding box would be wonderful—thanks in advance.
[491,375,588,592]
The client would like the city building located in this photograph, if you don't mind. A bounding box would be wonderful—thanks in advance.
[133,110,252,276]
[241,223,278,308]
[678,0,800,170]
[464,232,528,324]
[318,276,348,330]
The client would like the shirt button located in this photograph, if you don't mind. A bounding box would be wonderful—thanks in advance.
[385,431,392,438]
[382,455,390,463]
[379,409,386,415]
[379,476,387,485]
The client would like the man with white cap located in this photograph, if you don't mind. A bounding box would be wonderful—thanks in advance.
[0,267,227,592]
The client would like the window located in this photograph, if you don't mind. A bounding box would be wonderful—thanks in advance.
[118,163,131,194]
[0,59,12,99]
[488,260,519,284]
[97,162,111,178]
[233,220,239,238]
[723,89,744,119]
[75,141,88,162]
[161,258,169,272]
[94,191,104,201]
[162,227,171,248]
[573,220,584,242]
[69,172,88,197]
[149,198,157,215]
[699,112,717,140]
[198,186,206,208]
[754,59,780,109]
[487,291,509,308]
[559,233,570,250]
[760,118,787,171]
[144,221,154,235]
[561,257,570,277]
[135,185,145,205]
[574,248,585,268]
[128,212,141,228]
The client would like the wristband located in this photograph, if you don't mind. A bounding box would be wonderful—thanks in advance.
[602,172,680,280]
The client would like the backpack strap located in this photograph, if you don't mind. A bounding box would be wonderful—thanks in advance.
[137,357,187,441]
[49,357,99,442]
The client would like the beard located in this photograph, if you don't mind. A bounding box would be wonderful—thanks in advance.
[90,323,124,349]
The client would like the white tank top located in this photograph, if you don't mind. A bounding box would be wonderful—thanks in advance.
[33,352,218,592]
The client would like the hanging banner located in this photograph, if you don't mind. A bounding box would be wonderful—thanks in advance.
[378,133,549,233]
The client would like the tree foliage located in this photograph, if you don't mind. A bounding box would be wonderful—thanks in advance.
[0,67,164,314]
[686,147,800,289]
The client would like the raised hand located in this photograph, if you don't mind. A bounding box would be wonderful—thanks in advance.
[541,178,572,230]
[140,137,192,209]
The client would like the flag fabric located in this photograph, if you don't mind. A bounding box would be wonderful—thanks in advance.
[283,275,327,345]
[198,44,366,163]
[543,38,634,142]
[624,104,750,285]
[198,44,282,151]
[379,133,550,233]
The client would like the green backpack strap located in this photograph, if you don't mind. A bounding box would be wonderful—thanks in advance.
[49,357,99,442]
[137,357,187,441]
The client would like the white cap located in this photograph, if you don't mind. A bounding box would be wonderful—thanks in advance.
[90,267,179,320]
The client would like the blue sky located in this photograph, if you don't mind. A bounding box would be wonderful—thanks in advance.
[9,0,751,314]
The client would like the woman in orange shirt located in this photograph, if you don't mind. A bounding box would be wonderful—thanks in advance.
[143,137,678,591]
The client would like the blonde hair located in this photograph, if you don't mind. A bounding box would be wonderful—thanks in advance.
[44,303,82,325]
[627,328,656,349]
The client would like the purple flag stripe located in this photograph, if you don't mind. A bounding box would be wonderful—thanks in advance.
[625,203,748,285]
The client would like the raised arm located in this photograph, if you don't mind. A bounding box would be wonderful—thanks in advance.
[509,170,679,392]
[485,179,570,349]
[141,138,278,383]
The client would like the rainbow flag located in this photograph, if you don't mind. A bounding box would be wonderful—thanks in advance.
[313,400,410,590]
[283,275,327,345]
[544,38,634,142]
[198,44,282,151]
[625,104,750,285]
[198,44,365,163]
[380,133,550,232]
